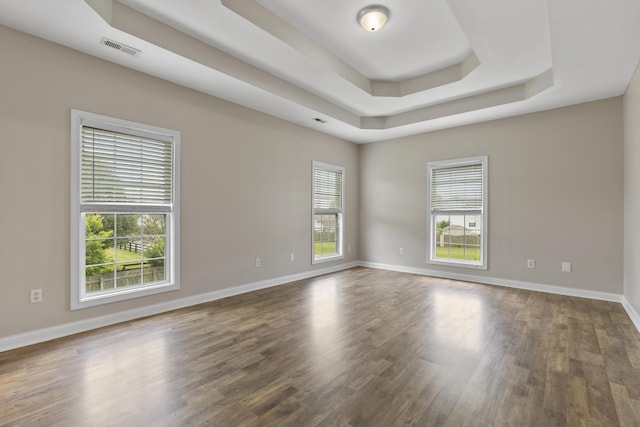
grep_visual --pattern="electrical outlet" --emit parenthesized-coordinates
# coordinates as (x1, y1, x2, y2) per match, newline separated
(562, 262, 571, 273)
(290, 253, 295, 262)
(30, 289, 43, 303)
(527, 259, 535, 269)
(255, 258, 261, 268)
(347, 244, 351, 253)
(399, 247, 404, 255)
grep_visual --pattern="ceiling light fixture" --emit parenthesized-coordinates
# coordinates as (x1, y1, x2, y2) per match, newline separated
(358, 5, 390, 32)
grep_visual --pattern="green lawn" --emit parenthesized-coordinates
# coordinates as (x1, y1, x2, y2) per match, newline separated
(435, 245, 480, 261)
(314, 241, 336, 257)
(98, 247, 147, 271)
(114, 247, 143, 263)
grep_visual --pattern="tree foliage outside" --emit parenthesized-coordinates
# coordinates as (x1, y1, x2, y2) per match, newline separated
(84, 213, 168, 294)
(85, 214, 114, 276)
(144, 237, 165, 266)
(102, 214, 140, 238)
(142, 214, 166, 267)
(143, 214, 165, 236)
(435, 219, 451, 245)
(437, 219, 450, 231)
(100, 213, 164, 238)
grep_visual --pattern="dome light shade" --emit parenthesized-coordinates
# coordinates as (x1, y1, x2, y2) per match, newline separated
(358, 5, 390, 32)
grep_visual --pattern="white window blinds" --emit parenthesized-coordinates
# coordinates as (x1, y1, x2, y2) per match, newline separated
(81, 126, 174, 205)
(431, 163, 483, 211)
(313, 166, 343, 211)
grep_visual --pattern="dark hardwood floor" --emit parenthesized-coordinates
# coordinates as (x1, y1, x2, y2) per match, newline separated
(1, 267, 640, 426)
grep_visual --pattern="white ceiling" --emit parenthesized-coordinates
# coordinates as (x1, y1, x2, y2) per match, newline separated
(0, 0, 638, 143)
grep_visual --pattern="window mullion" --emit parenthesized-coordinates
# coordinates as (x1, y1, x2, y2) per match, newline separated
(72, 110, 180, 310)
(312, 161, 344, 263)
(428, 156, 487, 269)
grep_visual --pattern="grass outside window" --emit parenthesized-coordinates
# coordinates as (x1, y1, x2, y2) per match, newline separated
(435, 245, 480, 261)
(314, 241, 336, 257)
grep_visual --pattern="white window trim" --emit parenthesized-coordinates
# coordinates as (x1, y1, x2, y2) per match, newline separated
(312, 161, 345, 264)
(427, 156, 488, 270)
(70, 110, 180, 309)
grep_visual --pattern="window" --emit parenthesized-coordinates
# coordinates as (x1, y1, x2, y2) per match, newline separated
(312, 161, 344, 263)
(71, 110, 180, 309)
(428, 156, 487, 269)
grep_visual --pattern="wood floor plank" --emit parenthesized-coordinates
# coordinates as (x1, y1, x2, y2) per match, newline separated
(1, 267, 640, 426)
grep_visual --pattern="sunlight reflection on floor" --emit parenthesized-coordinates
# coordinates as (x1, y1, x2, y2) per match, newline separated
(433, 291, 484, 352)
(308, 278, 345, 378)
(81, 334, 169, 421)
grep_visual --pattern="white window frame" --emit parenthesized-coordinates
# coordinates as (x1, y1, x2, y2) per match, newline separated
(71, 110, 180, 309)
(427, 156, 488, 270)
(312, 161, 345, 264)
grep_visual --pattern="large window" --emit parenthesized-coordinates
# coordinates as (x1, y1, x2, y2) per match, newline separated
(71, 110, 180, 309)
(312, 161, 344, 263)
(428, 156, 487, 269)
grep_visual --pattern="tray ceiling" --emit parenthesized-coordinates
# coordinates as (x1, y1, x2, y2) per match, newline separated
(0, 0, 638, 143)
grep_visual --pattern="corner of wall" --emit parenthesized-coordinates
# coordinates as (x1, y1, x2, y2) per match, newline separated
(623, 61, 640, 319)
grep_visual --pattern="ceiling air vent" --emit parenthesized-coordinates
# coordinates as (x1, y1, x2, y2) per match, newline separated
(100, 37, 140, 57)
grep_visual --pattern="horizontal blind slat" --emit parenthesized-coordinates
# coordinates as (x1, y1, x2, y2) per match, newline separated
(313, 166, 343, 210)
(81, 126, 174, 205)
(431, 163, 483, 211)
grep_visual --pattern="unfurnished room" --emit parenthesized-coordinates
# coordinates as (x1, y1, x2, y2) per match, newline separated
(1, 0, 640, 425)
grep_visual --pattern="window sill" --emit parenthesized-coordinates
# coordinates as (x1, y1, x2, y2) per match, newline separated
(312, 254, 345, 265)
(428, 258, 487, 270)
(72, 281, 179, 310)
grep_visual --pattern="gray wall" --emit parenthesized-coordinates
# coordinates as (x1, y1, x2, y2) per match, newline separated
(624, 63, 640, 315)
(0, 26, 359, 337)
(0, 22, 631, 341)
(359, 98, 624, 293)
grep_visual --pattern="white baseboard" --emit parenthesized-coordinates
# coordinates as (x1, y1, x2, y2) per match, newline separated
(621, 297, 640, 334)
(359, 261, 640, 335)
(0, 262, 359, 353)
(359, 261, 623, 303)
(3, 261, 638, 353)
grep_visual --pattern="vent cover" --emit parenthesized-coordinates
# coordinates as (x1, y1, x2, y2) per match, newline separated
(100, 37, 140, 57)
